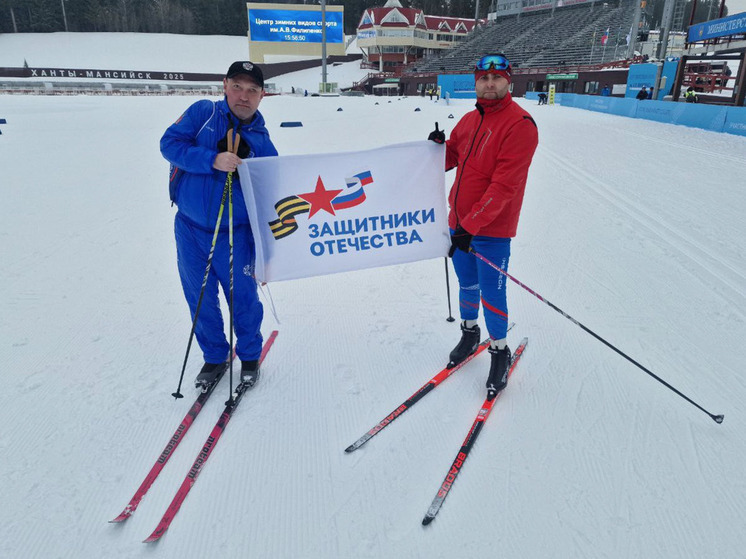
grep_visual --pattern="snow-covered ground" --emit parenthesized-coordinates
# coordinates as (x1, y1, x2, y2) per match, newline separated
(2, 35, 746, 559)
(266, 60, 370, 93)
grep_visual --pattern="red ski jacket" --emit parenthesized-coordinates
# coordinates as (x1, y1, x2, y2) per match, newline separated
(445, 93, 538, 238)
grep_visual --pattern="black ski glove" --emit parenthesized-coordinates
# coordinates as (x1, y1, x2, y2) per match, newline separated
(427, 122, 445, 144)
(448, 225, 473, 257)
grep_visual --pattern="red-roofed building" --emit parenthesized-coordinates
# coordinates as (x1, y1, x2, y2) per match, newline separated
(356, 0, 480, 72)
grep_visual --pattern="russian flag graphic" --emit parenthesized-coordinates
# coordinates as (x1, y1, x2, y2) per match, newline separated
(332, 171, 373, 210)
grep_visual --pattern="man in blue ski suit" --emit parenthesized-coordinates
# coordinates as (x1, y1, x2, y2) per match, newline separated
(161, 61, 278, 388)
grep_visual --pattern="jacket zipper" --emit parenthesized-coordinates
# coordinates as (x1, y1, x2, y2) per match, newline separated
(452, 106, 485, 229)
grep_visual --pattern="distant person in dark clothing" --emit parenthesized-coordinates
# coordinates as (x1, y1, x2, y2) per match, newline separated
(647, 87, 654, 99)
(601, 84, 610, 96)
(537, 92, 548, 105)
(636, 87, 648, 100)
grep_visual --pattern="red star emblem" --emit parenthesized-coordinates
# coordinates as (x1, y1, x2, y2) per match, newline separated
(297, 176, 343, 218)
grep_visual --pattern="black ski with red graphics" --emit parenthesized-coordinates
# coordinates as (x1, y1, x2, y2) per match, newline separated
(422, 337, 528, 526)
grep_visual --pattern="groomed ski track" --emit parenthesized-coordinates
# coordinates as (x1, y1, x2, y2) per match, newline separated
(1, 88, 745, 557)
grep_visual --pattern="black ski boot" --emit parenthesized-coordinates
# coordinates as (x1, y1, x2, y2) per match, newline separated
(195, 361, 228, 388)
(486, 345, 511, 399)
(447, 322, 481, 368)
(240, 360, 260, 388)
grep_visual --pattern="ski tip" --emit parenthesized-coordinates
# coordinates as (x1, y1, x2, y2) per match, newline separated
(422, 516, 434, 526)
(143, 526, 167, 544)
(143, 533, 162, 544)
(713, 414, 724, 424)
(344, 439, 364, 453)
(109, 516, 127, 524)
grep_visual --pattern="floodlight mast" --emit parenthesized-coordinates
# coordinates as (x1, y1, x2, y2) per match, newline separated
(321, 0, 327, 91)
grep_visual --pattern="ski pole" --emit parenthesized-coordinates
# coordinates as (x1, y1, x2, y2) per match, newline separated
(225, 128, 239, 405)
(171, 130, 234, 399)
(470, 249, 724, 424)
(444, 257, 455, 322)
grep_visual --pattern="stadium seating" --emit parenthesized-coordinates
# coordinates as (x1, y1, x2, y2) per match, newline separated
(410, 1, 636, 73)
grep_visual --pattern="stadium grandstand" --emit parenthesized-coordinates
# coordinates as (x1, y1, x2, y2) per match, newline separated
(410, 0, 638, 73)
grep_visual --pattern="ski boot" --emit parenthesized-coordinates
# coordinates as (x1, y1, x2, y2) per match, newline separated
(195, 361, 228, 389)
(447, 322, 481, 368)
(486, 345, 511, 399)
(240, 360, 260, 388)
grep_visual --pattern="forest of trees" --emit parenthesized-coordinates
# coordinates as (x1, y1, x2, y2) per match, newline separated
(0, 0, 729, 37)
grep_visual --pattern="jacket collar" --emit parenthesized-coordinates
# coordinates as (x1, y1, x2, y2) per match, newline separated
(475, 92, 512, 115)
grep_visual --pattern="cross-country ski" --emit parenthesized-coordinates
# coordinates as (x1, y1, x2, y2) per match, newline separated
(423, 337, 528, 525)
(143, 331, 277, 543)
(109, 351, 235, 523)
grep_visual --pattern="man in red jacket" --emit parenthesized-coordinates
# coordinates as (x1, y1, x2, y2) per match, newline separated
(429, 53, 538, 398)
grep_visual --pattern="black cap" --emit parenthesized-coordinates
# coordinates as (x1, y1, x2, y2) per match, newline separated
(226, 61, 264, 87)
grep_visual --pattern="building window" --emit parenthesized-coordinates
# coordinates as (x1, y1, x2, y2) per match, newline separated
(584, 81, 600, 94)
(380, 29, 414, 37)
(380, 9, 409, 25)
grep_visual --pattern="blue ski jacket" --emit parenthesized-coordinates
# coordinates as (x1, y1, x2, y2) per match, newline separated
(161, 98, 278, 230)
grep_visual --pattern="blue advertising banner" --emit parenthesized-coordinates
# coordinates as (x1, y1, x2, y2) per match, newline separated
(569, 94, 591, 109)
(437, 74, 476, 98)
(688, 11, 746, 42)
(248, 9, 344, 43)
(549, 92, 746, 137)
(722, 107, 746, 137)
(586, 96, 614, 112)
(624, 61, 679, 100)
(634, 100, 684, 123)
(626, 63, 658, 98)
(676, 104, 729, 130)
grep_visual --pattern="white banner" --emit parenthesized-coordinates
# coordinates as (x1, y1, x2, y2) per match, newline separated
(238, 141, 449, 283)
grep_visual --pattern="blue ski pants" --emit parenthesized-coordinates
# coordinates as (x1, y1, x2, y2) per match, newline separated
(451, 235, 511, 341)
(175, 214, 264, 363)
